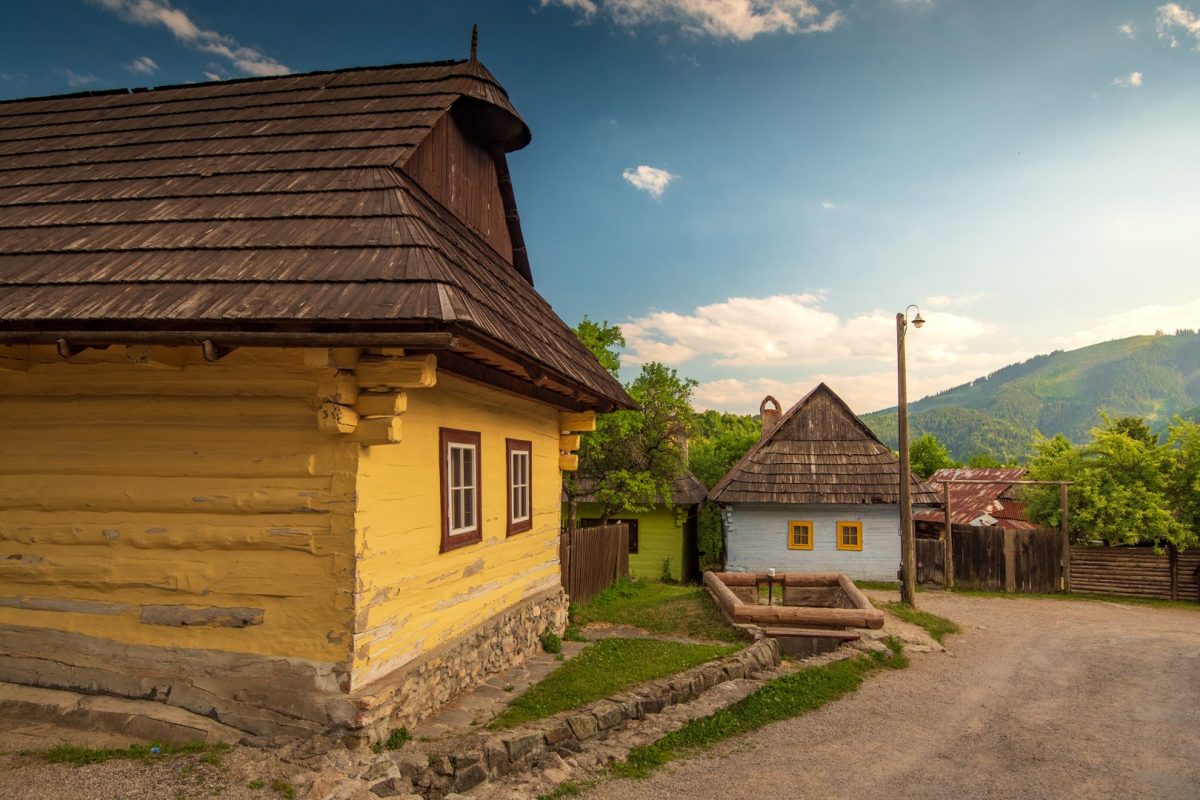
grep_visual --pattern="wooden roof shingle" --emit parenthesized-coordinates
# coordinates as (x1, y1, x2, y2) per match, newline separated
(709, 383, 941, 506)
(0, 59, 631, 410)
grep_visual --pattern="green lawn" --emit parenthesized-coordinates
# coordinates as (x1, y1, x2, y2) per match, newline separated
(571, 579, 741, 643)
(880, 602, 960, 643)
(489, 637, 738, 729)
(611, 639, 907, 779)
(35, 741, 227, 766)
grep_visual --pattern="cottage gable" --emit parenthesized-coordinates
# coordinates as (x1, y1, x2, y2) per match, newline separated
(710, 383, 940, 506)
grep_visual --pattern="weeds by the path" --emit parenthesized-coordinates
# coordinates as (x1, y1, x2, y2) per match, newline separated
(881, 602, 960, 643)
(571, 579, 740, 643)
(35, 740, 228, 766)
(950, 588, 1200, 611)
(490, 638, 738, 729)
(610, 638, 908, 779)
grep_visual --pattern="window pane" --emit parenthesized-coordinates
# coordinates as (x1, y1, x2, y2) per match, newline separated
(464, 486, 474, 528)
(451, 447, 462, 489)
(462, 448, 474, 489)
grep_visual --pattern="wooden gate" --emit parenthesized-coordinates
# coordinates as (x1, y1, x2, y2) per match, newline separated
(1012, 529, 1061, 593)
(916, 537, 945, 585)
(951, 524, 1007, 590)
(560, 523, 630, 604)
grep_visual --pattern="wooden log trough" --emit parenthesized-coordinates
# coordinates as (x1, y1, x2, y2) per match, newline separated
(703, 571, 884, 657)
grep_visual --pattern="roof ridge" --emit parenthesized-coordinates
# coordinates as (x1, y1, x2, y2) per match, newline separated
(0, 59, 472, 107)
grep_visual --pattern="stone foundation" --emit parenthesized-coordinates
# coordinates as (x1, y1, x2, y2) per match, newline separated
(350, 586, 569, 742)
(0, 625, 349, 737)
(0, 587, 568, 742)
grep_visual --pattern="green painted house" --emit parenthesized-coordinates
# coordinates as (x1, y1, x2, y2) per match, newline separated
(565, 473, 707, 583)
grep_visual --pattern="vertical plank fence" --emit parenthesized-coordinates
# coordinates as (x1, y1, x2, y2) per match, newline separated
(951, 524, 1007, 591)
(559, 523, 630, 604)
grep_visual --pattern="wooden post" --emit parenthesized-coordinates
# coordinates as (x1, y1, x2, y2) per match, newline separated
(1060, 483, 1071, 593)
(1003, 528, 1017, 593)
(897, 312, 916, 606)
(943, 482, 954, 589)
(1169, 543, 1178, 602)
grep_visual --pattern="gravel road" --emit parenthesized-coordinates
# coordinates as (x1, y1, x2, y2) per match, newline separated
(583, 592, 1200, 800)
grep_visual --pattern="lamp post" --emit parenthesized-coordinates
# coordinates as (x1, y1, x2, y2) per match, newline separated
(897, 305, 924, 605)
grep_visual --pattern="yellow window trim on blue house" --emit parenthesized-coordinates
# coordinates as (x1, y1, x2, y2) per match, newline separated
(837, 521, 863, 551)
(787, 520, 813, 550)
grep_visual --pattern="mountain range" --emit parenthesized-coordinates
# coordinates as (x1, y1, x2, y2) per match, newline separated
(861, 330, 1200, 463)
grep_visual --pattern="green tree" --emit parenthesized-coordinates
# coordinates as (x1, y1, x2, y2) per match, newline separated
(1109, 416, 1159, 447)
(687, 410, 761, 570)
(573, 317, 624, 379)
(1164, 417, 1200, 543)
(688, 410, 760, 488)
(1024, 417, 1193, 548)
(966, 452, 1003, 468)
(908, 433, 958, 479)
(564, 318, 698, 524)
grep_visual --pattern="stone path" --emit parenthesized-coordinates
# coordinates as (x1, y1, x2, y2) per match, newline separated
(409, 640, 590, 739)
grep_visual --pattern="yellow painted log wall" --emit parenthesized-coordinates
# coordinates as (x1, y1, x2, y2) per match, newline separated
(350, 372, 562, 690)
(0, 345, 355, 666)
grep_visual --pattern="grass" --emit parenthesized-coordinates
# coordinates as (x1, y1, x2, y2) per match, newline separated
(571, 579, 741, 642)
(489, 637, 738, 729)
(538, 778, 599, 799)
(854, 580, 903, 592)
(271, 777, 296, 799)
(371, 727, 411, 753)
(37, 740, 227, 766)
(611, 638, 908, 779)
(881, 602, 960, 643)
(950, 587, 1200, 610)
(247, 779, 265, 790)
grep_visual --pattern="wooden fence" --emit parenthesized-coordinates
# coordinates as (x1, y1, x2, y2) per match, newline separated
(916, 524, 1060, 593)
(1070, 545, 1200, 601)
(560, 523, 630, 604)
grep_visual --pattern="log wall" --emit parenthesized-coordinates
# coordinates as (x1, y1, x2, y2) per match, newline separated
(1070, 545, 1200, 601)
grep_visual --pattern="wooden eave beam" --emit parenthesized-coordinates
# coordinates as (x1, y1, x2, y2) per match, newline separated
(0, 330, 459, 349)
(430, 350, 592, 412)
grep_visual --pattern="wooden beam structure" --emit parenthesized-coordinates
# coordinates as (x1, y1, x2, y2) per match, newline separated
(351, 417, 402, 446)
(317, 403, 360, 435)
(355, 355, 437, 389)
(125, 345, 187, 370)
(559, 411, 596, 433)
(353, 392, 407, 417)
(303, 348, 361, 370)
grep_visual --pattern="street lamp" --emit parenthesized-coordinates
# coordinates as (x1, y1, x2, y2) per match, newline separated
(897, 304, 923, 605)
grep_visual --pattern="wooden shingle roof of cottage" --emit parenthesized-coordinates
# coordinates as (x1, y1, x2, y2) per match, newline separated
(0, 58, 632, 411)
(709, 383, 941, 506)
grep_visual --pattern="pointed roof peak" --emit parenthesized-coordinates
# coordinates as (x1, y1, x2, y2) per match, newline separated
(710, 383, 939, 505)
(470, 24, 479, 62)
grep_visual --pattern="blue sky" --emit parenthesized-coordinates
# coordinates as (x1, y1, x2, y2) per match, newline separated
(3, 1, 1199, 413)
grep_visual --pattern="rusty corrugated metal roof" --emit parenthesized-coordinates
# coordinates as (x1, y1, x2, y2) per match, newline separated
(914, 467, 1037, 529)
(0, 59, 632, 410)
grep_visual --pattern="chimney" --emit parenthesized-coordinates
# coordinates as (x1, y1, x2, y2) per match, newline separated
(759, 396, 782, 440)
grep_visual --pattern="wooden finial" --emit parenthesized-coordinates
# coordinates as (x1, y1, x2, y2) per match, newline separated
(470, 24, 478, 62)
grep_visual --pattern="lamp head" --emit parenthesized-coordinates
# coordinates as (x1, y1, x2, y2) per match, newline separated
(912, 312, 925, 329)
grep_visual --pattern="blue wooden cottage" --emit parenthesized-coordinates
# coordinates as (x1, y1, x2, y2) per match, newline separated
(710, 384, 939, 582)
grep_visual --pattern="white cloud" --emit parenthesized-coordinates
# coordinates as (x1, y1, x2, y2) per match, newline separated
(622, 165, 677, 198)
(924, 293, 984, 310)
(65, 69, 97, 87)
(0, 71, 28, 81)
(540, 0, 843, 41)
(1111, 71, 1144, 87)
(1118, 21, 1135, 38)
(820, 200, 836, 209)
(126, 55, 159, 75)
(1157, 3, 1200, 48)
(92, 0, 290, 76)
(620, 292, 1034, 412)
(1062, 298, 1200, 347)
(203, 71, 222, 82)
(894, 0, 935, 9)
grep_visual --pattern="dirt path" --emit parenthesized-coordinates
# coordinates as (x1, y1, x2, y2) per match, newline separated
(582, 593, 1200, 800)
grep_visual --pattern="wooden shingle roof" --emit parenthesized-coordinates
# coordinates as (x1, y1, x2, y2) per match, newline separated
(0, 59, 631, 411)
(710, 383, 940, 506)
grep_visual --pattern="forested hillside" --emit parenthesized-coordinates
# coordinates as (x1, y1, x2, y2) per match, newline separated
(862, 331, 1200, 463)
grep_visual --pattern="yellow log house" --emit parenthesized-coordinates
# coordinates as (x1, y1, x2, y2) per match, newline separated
(0, 55, 632, 740)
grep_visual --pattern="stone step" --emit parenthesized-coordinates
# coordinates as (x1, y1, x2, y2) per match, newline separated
(0, 681, 245, 745)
